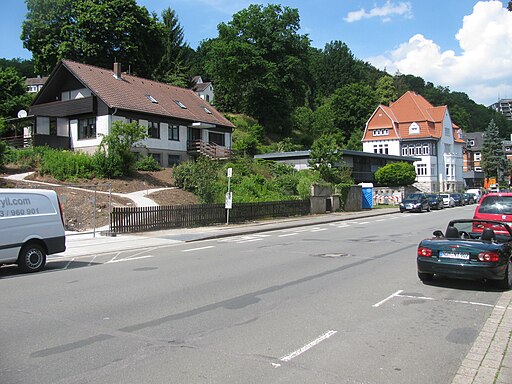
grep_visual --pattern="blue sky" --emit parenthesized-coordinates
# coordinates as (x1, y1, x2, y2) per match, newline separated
(2, 1, 511, 106)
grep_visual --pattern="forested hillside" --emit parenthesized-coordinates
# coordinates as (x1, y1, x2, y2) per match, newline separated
(1, 1, 511, 152)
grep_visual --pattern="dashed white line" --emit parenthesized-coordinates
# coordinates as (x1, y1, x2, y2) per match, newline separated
(182, 246, 215, 252)
(279, 233, 299, 237)
(277, 330, 338, 365)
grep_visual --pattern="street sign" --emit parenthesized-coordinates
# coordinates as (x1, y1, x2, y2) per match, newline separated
(225, 192, 232, 209)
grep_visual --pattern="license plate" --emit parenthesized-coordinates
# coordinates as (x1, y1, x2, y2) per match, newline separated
(439, 251, 469, 260)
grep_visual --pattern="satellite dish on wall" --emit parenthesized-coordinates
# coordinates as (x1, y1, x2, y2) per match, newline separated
(17, 110, 28, 118)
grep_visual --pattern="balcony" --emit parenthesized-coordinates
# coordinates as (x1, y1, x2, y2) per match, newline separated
(187, 140, 232, 160)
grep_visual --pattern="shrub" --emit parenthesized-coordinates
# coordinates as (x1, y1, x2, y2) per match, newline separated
(375, 162, 416, 186)
(39, 149, 96, 180)
(135, 156, 161, 171)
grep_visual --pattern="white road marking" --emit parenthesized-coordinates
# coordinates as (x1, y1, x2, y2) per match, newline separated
(373, 290, 505, 309)
(311, 228, 328, 232)
(63, 258, 75, 270)
(278, 330, 338, 364)
(107, 255, 154, 263)
(88, 255, 98, 266)
(357, 221, 369, 224)
(182, 246, 215, 252)
(373, 290, 404, 307)
(278, 233, 298, 237)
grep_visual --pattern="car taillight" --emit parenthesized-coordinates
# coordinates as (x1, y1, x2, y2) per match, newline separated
(478, 252, 500, 262)
(418, 247, 432, 257)
(57, 196, 65, 227)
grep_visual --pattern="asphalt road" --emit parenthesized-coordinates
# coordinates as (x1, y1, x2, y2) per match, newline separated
(1, 205, 502, 383)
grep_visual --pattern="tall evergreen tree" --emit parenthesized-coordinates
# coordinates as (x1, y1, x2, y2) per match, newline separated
(153, 7, 191, 87)
(481, 119, 509, 185)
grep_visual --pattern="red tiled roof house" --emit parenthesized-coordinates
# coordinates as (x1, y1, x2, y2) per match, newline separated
(361, 91, 464, 192)
(29, 60, 234, 166)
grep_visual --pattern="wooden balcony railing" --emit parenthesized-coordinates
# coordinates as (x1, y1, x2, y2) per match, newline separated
(187, 140, 232, 159)
(1, 135, 33, 148)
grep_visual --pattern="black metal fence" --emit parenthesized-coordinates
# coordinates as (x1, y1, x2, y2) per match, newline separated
(110, 200, 310, 233)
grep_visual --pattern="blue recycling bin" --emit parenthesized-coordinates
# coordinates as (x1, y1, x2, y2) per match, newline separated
(360, 183, 373, 209)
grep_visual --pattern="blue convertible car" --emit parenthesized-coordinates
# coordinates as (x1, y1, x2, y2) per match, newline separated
(417, 219, 512, 289)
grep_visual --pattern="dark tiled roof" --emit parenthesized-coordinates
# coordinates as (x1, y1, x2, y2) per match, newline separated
(62, 60, 233, 128)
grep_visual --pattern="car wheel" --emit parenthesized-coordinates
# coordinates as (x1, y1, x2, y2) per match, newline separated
(426, 205, 430, 212)
(496, 260, 512, 290)
(17, 242, 46, 273)
(418, 272, 434, 282)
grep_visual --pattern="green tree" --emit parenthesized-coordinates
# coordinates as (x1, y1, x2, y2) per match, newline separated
(481, 119, 509, 184)
(308, 135, 352, 184)
(153, 7, 191, 87)
(21, 0, 162, 76)
(374, 162, 416, 186)
(327, 83, 377, 142)
(0, 67, 33, 120)
(204, 4, 311, 134)
(94, 121, 148, 178)
(375, 75, 397, 105)
(311, 41, 373, 100)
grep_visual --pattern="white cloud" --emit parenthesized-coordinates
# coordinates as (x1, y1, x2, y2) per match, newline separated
(366, 1, 512, 106)
(344, 1, 413, 23)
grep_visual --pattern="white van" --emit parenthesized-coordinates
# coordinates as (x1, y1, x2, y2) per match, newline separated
(0, 189, 66, 272)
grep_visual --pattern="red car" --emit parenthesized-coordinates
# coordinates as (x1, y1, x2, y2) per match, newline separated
(473, 193, 512, 234)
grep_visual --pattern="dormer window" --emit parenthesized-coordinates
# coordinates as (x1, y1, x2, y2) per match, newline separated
(467, 139, 475, 147)
(372, 128, 389, 136)
(146, 95, 158, 104)
(409, 122, 420, 135)
(175, 100, 187, 109)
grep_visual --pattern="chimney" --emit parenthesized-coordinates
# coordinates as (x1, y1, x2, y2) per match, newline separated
(113, 62, 122, 79)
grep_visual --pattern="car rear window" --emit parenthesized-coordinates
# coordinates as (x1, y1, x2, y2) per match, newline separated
(478, 196, 512, 214)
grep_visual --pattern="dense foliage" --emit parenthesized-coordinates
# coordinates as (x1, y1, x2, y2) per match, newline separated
(374, 162, 417, 187)
(481, 119, 509, 185)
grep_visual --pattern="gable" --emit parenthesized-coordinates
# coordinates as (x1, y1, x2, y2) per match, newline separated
(33, 60, 234, 130)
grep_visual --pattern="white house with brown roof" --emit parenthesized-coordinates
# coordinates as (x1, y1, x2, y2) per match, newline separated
(28, 60, 234, 167)
(191, 76, 214, 103)
(361, 91, 464, 192)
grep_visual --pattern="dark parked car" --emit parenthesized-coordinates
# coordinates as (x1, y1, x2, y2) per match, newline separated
(425, 194, 444, 210)
(451, 193, 465, 206)
(399, 193, 430, 213)
(463, 193, 475, 205)
(417, 219, 512, 289)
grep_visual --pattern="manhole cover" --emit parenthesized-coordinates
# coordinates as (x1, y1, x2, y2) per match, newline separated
(313, 253, 350, 258)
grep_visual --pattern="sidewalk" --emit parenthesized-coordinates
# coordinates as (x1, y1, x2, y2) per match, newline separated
(61, 207, 512, 383)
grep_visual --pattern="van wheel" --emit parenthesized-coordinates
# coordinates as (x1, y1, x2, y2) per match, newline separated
(18, 243, 46, 273)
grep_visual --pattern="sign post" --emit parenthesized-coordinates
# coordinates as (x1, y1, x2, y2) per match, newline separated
(225, 168, 232, 224)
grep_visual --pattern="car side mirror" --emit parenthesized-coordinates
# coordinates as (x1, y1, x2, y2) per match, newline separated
(433, 230, 444, 238)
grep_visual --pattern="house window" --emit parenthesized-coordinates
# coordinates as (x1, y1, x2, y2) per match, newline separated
(475, 166, 482, 172)
(148, 121, 160, 139)
(467, 139, 475, 147)
(416, 163, 427, 176)
(78, 117, 96, 140)
(474, 152, 481, 161)
(49, 117, 57, 136)
(209, 132, 225, 146)
(415, 144, 422, 155)
(422, 143, 429, 155)
(168, 155, 180, 166)
(409, 122, 420, 135)
(146, 95, 158, 104)
(149, 153, 161, 165)
(175, 100, 187, 109)
(372, 129, 389, 136)
(168, 124, 179, 141)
